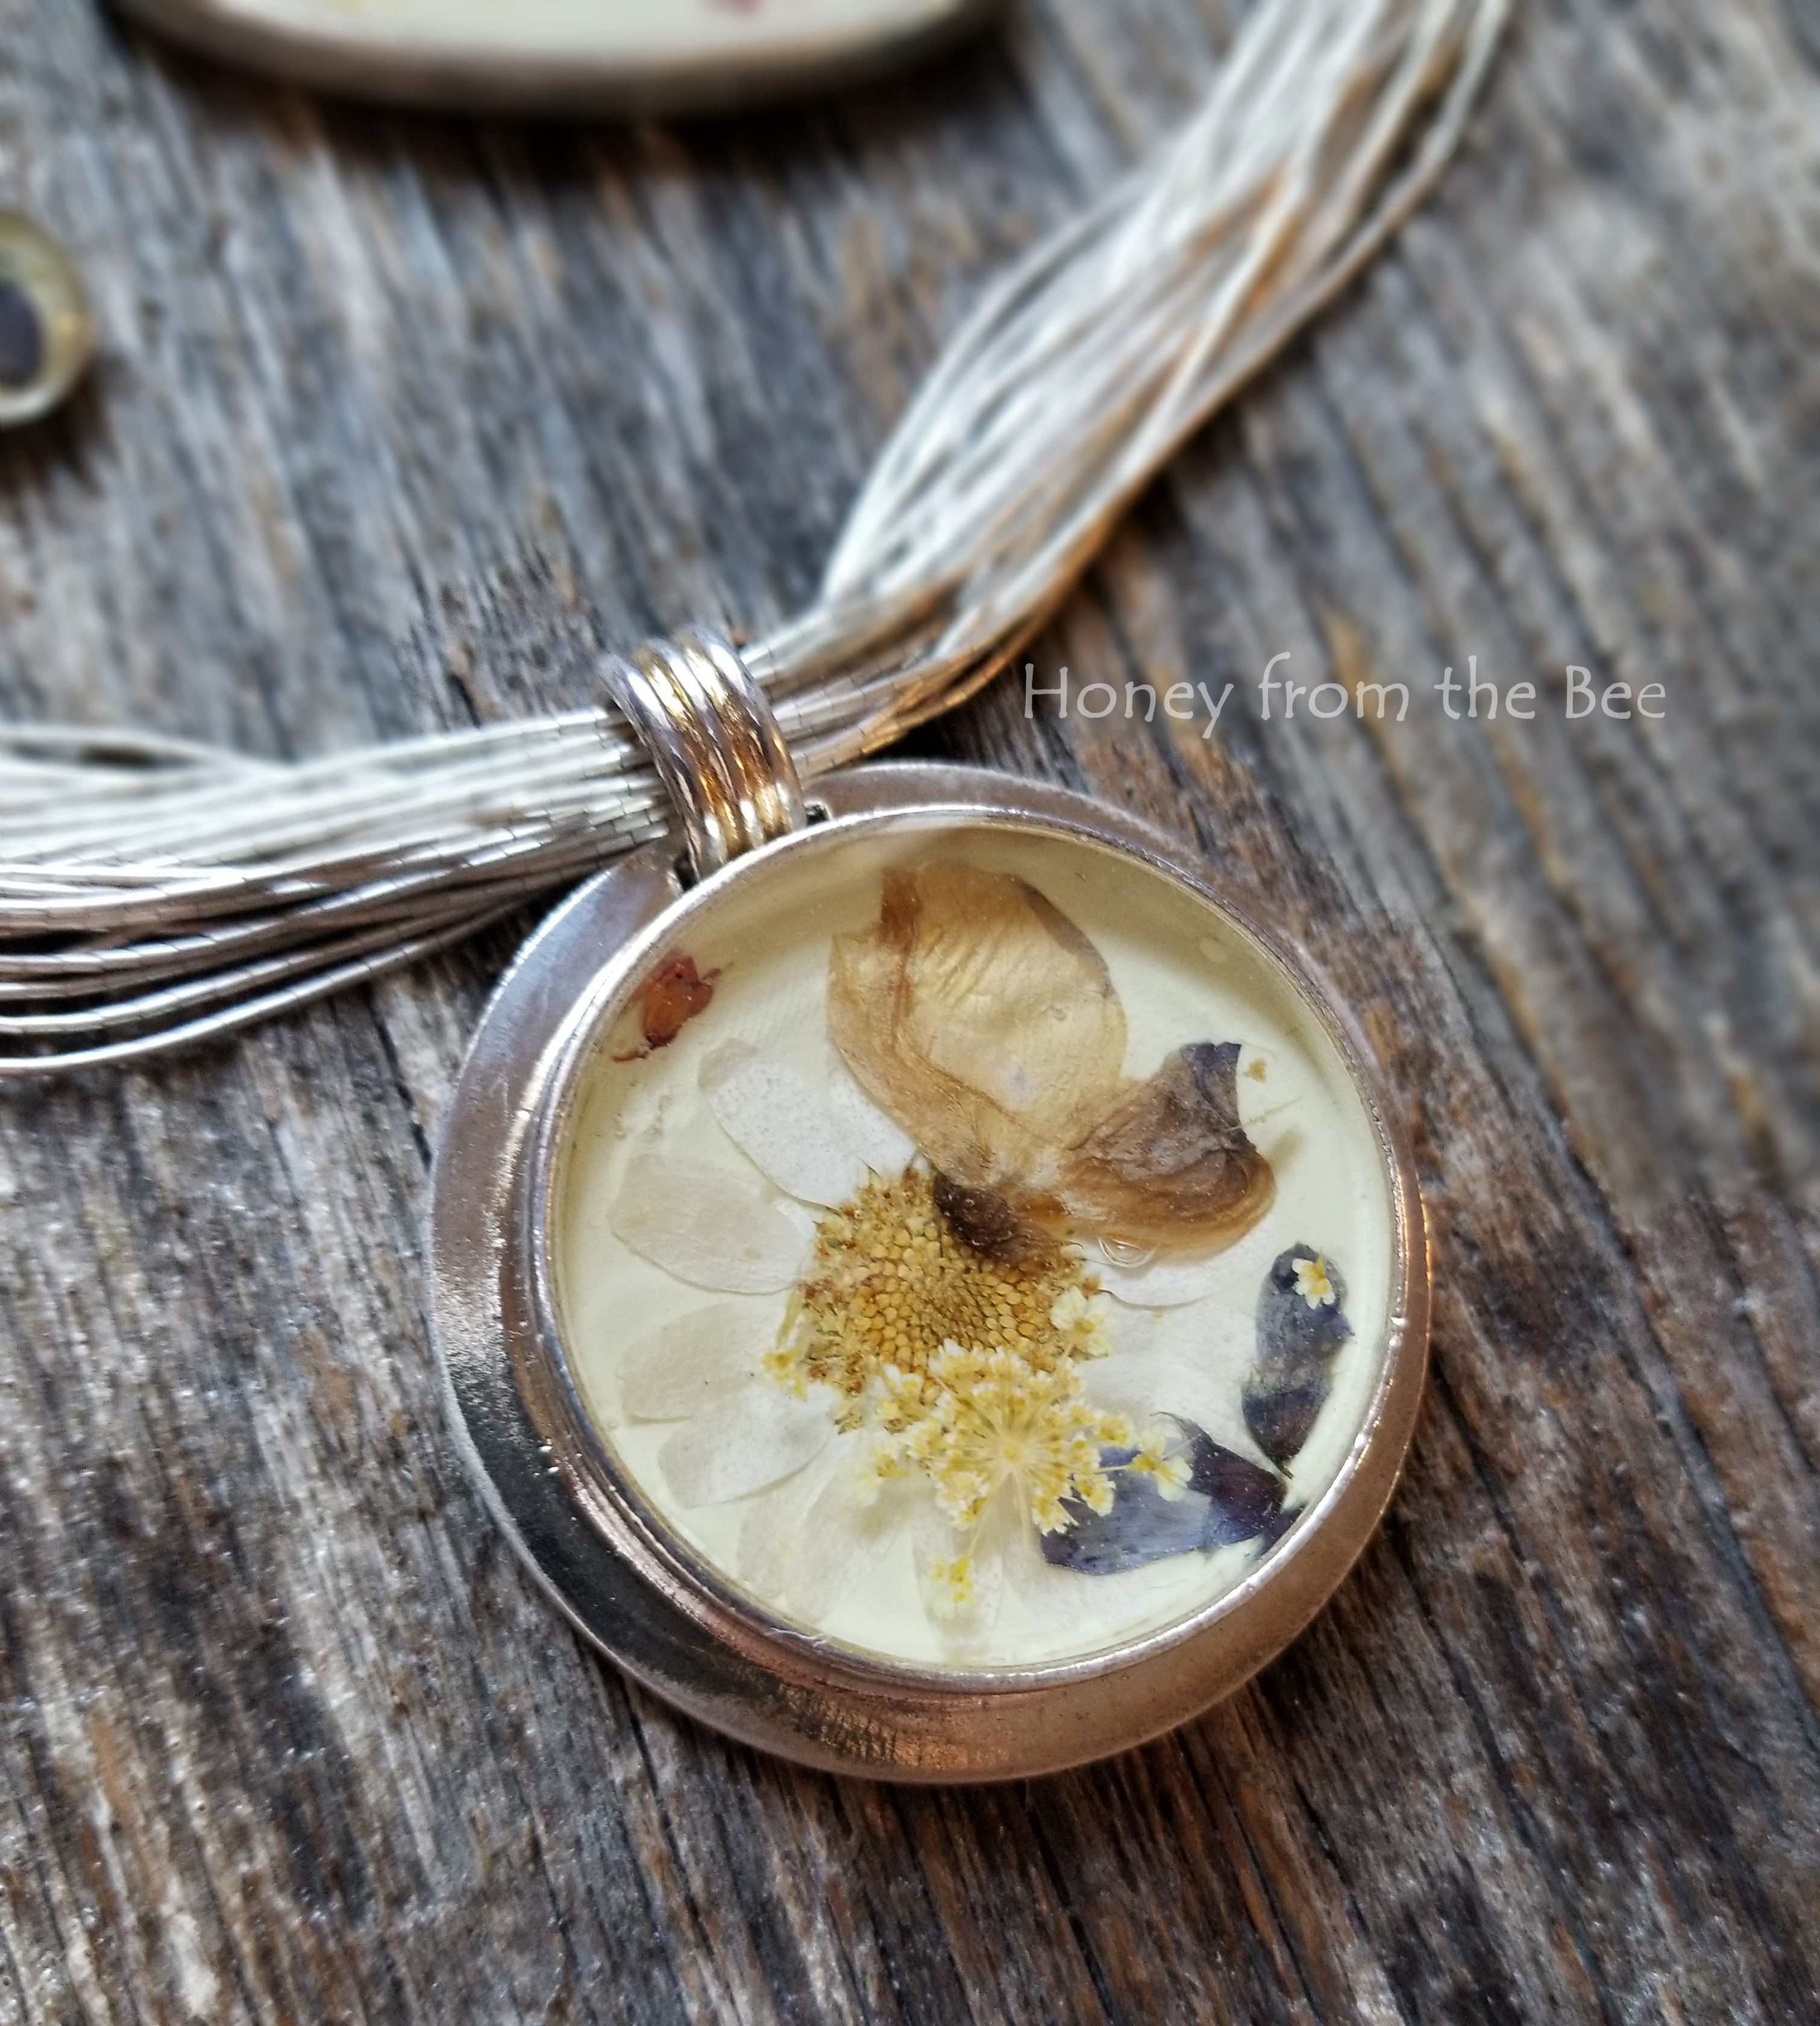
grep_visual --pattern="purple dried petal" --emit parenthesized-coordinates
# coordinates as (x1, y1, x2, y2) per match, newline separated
(1243, 1245, 1354, 1470)
(1189, 1434, 1291, 1548)
(1043, 1419, 1287, 1575)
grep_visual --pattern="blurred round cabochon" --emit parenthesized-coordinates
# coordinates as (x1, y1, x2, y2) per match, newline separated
(110, 0, 997, 113)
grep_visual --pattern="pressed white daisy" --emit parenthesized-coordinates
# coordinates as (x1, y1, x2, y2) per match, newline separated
(606, 1030, 1305, 1651)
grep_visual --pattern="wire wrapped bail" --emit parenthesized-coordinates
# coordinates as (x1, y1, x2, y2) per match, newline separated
(601, 627, 808, 880)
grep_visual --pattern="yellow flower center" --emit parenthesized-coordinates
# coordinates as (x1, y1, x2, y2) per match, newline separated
(766, 1170, 1131, 1535)
(775, 1168, 1103, 1405)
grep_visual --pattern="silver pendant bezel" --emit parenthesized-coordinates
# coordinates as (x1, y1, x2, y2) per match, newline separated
(429, 762, 1428, 1780)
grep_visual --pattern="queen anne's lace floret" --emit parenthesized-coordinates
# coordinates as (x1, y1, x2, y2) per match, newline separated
(1127, 1422, 1195, 1501)
(924, 1554, 979, 1622)
(877, 1341, 1134, 1535)
(1293, 1253, 1337, 1309)
(1049, 1284, 1115, 1359)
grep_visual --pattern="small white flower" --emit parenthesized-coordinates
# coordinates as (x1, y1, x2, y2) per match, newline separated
(1294, 1254, 1337, 1309)
(1127, 1422, 1195, 1502)
(1049, 1285, 1115, 1358)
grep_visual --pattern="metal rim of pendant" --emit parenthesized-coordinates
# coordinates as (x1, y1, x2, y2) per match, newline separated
(0, 212, 95, 430)
(106, 0, 1002, 116)
(429, 641, 1429, 1779)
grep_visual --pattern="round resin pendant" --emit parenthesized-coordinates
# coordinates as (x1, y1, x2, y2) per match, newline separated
(111, 0, 996, 114)
(431, 639, 1426, 1778)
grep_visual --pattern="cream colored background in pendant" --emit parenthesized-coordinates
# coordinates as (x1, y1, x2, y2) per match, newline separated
(553, 825, 1396, 1674)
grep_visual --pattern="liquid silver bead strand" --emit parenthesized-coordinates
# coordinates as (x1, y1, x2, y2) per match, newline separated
(0, 0, 1509, 1077)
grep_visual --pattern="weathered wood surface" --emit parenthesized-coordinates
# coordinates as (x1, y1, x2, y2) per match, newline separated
(1, 0, 1818, 2018)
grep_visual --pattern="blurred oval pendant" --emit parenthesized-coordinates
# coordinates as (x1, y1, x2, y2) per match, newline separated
(0, 214, 95, 429)
(111, 0, 997, 113)
(431, 632, 1428, 1779)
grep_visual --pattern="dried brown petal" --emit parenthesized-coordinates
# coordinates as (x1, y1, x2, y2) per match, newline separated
(829, 865, 1274, 1256)
(932, 1174, 1055, 1263)
(828, 863, 1125, 1194)
(1057, 1042, 1275, 1252)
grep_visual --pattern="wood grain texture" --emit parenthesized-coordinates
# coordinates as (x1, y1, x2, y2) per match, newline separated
(2, 1, 1818, 2020)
